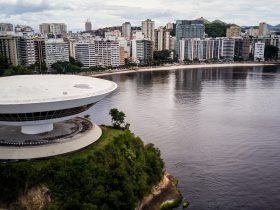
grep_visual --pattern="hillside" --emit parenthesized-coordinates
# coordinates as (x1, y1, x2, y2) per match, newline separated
(0, 126, 165, 210)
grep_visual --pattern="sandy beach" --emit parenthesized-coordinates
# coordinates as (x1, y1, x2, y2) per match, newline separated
(82, 63, 278, 77)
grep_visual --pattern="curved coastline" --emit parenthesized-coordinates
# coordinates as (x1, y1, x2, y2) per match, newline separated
(82, 63, 278, 77)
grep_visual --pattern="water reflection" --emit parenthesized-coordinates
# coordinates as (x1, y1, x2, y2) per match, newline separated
(92, 66, 280, 210)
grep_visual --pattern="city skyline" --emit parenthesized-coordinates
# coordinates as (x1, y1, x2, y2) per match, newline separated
(0, 0, 279, 32)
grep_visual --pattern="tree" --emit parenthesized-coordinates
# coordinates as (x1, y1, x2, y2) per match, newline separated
(183, 58, 192, 64)
(109, 108, 126, 129)
(51, 61, 81, 73)
(69, 56, 83, 67)
(264, 45, 278, 60)
(153, 50, 172, 64)
(3, 65, 32, 76)
(0, 53, 10, 75)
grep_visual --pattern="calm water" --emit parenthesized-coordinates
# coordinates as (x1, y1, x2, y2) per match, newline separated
(89, 66, 280, 210)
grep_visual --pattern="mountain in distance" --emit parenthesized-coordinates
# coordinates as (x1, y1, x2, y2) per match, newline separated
(196, 17, 237, 26)
(267, 24, 280, 32)
(196, 17, 211, 24)
(212, 19, 226, 24)
(241, 24, 280, 32)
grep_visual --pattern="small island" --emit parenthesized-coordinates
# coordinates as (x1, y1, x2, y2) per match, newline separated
(0, 109, 182, 210)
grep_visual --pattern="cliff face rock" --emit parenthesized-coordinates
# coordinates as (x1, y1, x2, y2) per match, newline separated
(136, 172, 182, 210)
(18, 185, 51, 210)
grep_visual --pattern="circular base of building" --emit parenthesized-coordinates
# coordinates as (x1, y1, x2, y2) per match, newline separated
(0, 118, 102, 160)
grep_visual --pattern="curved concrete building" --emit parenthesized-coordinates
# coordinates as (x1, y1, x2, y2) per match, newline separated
(0, 75, 117, 160)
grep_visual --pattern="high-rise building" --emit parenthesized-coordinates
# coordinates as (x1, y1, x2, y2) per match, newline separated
(166, 23, 174, 30)
(75, 42, 95, 67)
(175, 20, 205, 54)
(45, 39, 69, 68)
(85, 20, 92, 31)
(119, 46, 126, 66)
(259, 22, 268, 36)
(247, 28, 259, 37)
(0, 36, 20, 65)
(169, 36, 176, 51)
(154, 27, 170, 51)
(50, 23, 67, 35)
(254, 41, 265, 61)
(226, 26, 241, 38)
(132, 31, 145, 40)
(67, 38, 77, 58)
(40, 23, 67, 35)
(0, 23, 13, 34)
(39, 23, 51, 34)
(132, 39, 153, 65)
(0, 35, 36, 66)
(15, 25, 33, 33)
(221, 38, 235, 61)
(18, 36, 36, 66)
(178, 38, 222, 62)
(141, 19, 155, 41)
(34, 37, 46, 66)
(234, 37, 250, 60)
(94, 40, 120, 67)
(122, 22, 131, 40)
(75, 40, 120, 67)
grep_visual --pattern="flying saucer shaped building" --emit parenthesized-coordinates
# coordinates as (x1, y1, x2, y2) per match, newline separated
(0, 75, 117, 160)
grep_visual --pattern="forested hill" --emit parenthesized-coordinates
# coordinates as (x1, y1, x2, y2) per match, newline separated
(0, 127, 164, 210)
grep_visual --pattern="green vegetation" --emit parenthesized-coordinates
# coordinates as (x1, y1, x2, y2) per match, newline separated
(109, 108, 127, 129)
(159, 196, 183, 210)
(182, 201, 190, 209)
(153, 50, 173, 65)
(51, 61, 82, 73)
(0, 127, 164, 210)
(2, 65, 32, 76)
(0, 53, 34, 76)
(205, 22, 238, 38)
(265, 45, 279, 60)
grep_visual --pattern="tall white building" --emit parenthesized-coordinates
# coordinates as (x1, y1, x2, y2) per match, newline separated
(18, 36, 36, 66)
(75, 42, 96, 67)
(122, 22, 131, 40)
(178, 38, 223, 62)
(75, 40, 120, 67)
(254, 41, 265, 61)
(166, 23, 174, 30)
(154, 27, 170, 51)
(141, 19, 155, 41)
(247, 28, 259, 37)
(45, 39, 69, 68)
(132, 31, 145, 40)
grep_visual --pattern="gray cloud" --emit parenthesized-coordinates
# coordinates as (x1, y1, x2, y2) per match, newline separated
(0, 0, 279, 31)
(0, 0, 70, 15)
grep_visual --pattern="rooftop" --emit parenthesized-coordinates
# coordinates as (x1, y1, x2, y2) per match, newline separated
(0, 75, 117, 105)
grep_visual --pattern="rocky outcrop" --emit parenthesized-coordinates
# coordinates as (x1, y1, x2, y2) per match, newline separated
(18, 185, 51, 210)
(136, 172, 182, 210)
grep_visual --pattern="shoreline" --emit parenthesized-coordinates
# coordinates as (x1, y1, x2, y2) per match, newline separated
(80, 63, 278, 77)
(136, 171, 182, 210)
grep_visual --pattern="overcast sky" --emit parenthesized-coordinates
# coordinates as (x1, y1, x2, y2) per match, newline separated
(0, 0, 279, 31)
